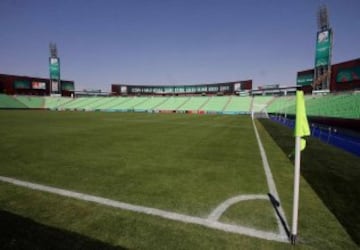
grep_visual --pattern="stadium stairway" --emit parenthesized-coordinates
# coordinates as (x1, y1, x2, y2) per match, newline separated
(134, 97, 168, 111)
(201, 96, 229, 113)
(221, 96, 233, 112)
(58, 97, 92, 111)
(0, 94, 27, 109)
(252, 96, 274, 112)
(80, 97, 115, 111)
(198, 97, 211, 111)
(223, 96, 252, 114)
(16, 96, 45, 109)
(175, 97, 191, 111)
(44, 97, 73, 110)
(155, 96, 189, 111)
(112, 97, 149, 111)
(96, 97, 129, 111)
(177, 97, 209, 112)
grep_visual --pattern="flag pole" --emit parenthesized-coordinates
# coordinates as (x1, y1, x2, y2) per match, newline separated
(291, 89, 310, 245)
(291, 136, 302, 244)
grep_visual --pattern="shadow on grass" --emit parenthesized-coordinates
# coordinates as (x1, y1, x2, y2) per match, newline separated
(267, 193, 290, 239)
(0, 210, 126, 250)
(259, 118, 360, 246)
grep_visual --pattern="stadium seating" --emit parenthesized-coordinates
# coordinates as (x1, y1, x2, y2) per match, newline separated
(79, 97, 115, 111)
(134, 97, 169, 111)
(0, 93, 359, 119)
(58, 97, 92, 111)
(16, 96, 44, 109)
(223, 96, 252, 113)
(155, 96, 190, 111)
(44, 97, 72, 110)
(177, 97, 209, 111)
(0, 94, 27, 109)
(266, 93, 360, 119)
(252, 96, 275, 112)
(266, 96, 295, 115)
(74, 97, 121, 111)
(305, 93, 360, 119)
(95, 97, 128, 111)
(201, 96, 229, 112)
(111, 97, 150, 111)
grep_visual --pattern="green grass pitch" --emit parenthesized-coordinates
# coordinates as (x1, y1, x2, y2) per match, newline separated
(0, 110, 357, 249)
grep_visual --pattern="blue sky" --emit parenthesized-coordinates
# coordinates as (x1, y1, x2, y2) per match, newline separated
(1, 0, 359, 91)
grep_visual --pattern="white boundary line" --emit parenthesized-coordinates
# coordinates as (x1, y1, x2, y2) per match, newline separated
(252, 118, 289, 238)
(208, 194, 268, 221)
(0, 176, 288, 243)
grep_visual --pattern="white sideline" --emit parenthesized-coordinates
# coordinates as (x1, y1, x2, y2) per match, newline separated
(252, 118, 289, 238)
(0, 176, 288, 243)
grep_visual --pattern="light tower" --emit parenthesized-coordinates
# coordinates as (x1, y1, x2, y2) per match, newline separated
(49, 42, 61, 94)
(313, 5, 332, 91)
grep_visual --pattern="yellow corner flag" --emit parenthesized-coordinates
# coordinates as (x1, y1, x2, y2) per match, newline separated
(295, 90, 310, 150)
(291, 90, 311, 244)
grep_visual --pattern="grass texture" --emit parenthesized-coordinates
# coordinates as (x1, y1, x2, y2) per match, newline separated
(0, 110, 357, 249)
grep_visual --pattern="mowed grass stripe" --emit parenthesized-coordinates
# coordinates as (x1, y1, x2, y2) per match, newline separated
(254, 119, 358, 249)
(0, 182, 290, 250)
(0, 111, 358, 249)
(0, 176, 287, 242)
(0, 111, 268, 216)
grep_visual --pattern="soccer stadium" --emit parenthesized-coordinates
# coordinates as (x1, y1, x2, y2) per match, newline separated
(1, 3, 360, 250)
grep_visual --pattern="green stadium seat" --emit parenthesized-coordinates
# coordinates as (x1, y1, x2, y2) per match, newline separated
(252, 96, 275, 112)
(177, 97, 209, 111)
(16, 96, 44, 108)
(223, 96, 252, 113)
(155, 97, 190, 111)
(134, 97, 169, 111)
(0, 94, 28, 109)
(0, 92, 358, 119)
(266, 93, 360, 119)
(201, 96, 230, 112)
(44, 97, 72, 110)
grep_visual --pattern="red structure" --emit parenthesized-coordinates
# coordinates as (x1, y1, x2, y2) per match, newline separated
(330, 58, 360, 92)
(0, 74, 74, 96)
(297, 58, 360, 93)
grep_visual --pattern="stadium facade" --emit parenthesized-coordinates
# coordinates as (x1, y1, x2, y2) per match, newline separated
(111, 80, 252, 96)
(0, 73, 75, 97)
(297, 58, 360, 94)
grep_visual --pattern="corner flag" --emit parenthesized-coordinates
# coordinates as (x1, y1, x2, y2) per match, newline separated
(291, 90, 310, 245)
(294, 90, 310, 150)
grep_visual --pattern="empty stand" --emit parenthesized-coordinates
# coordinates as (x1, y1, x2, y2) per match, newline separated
(16, 96, 44, 109)
(155, 97, 189, 111)
(201, 96, 229, 112)
(0, 94, 27, 109)
(252, 96, 274, 112)
(266, 93, 360, 119)
(44, 97, 72, 110)
(223, 96, 252, 113)
(177, 97, 209, 111)
(134, 97, 169, 111)
(0, 93, 358, 119)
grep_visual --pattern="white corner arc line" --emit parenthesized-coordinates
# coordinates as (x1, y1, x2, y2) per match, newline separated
(208, 194, 268, 221)
(0, 176, 288, 243)
(252, 118, 289, 238)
